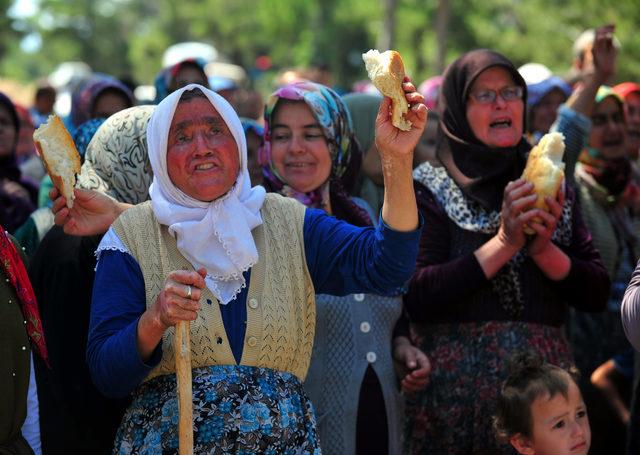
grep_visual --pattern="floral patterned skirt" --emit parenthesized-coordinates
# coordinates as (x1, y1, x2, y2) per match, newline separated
(113, 365, 321, 454)
(404, 321, 574, 455)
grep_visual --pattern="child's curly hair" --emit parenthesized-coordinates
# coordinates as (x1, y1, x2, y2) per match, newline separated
(493, 351, 579, 442)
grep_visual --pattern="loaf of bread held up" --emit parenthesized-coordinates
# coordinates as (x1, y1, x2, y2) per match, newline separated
(521, 132, 566, 234)
(33, 115, 81, 208)
(362, 49, 412, 131)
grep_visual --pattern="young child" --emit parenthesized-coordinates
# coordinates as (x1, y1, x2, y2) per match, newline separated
(494, 352, 591, 455)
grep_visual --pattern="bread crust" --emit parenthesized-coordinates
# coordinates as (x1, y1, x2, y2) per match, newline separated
(521, 133, 565, 234)
(362, 49, 412, 131)
(33, 115, 81, 208)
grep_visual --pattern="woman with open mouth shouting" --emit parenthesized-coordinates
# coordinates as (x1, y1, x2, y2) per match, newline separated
(403, 48, 609, 454)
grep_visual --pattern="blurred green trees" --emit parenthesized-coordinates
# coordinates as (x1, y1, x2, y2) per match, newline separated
(2, 0, 638, 90)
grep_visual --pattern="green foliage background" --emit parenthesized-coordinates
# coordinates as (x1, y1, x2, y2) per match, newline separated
(2, 0, 638, 91)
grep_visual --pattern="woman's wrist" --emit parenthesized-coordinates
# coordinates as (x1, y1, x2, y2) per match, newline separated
(113, 201, 133, 219)
(474, 234, 520, 279)
(380, 150, 414, 171)
(528, 239, 553, 260)
(380, 155, 418, 232)
(136, 306, 167, 362)
(495, 231, 522, 256)
(529, 242, 571, 280)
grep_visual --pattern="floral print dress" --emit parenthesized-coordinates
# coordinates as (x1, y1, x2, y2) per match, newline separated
(114, 365, 321, 454)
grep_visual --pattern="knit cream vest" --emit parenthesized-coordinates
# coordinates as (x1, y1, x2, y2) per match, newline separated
(111, 193, 316, 382)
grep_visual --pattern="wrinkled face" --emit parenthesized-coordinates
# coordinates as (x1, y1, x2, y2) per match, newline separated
(167, 97, 240, 201)
(589, 96, 627, 160)
(525, 382, 591, 455)
(466, 67, 524, 148)
(0, 105, 17, 158)
(92, 91, 130, 120)
(531, 88, 567, 135)
(270, 100, 332, 193)
(623, 92, 640, 158)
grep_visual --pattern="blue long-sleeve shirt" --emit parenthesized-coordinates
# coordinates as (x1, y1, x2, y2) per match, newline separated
(87, 207, 421, 398)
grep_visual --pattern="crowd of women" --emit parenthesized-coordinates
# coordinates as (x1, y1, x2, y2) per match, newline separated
(3, 21, 640, 455)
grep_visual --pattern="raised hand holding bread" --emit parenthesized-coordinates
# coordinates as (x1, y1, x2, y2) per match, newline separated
(33, 115, 81, 208)
(363, 49, 412, 131)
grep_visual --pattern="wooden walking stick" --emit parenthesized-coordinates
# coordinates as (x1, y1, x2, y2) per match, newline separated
(175, 318, 193, 454)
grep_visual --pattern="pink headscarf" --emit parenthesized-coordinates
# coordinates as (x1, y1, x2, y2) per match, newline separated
(418, 75, 443, 111)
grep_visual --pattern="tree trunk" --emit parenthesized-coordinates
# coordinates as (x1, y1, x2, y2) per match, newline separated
(413, 26, 427, 75)
(435, 0, 450, 73)
(311, 0, 336, 63)
(378, 0, 397, 50)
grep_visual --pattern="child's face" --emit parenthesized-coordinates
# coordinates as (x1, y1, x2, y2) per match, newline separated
(521, 381, 591, 455)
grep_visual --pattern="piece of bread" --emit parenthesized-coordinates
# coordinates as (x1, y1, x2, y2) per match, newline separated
(362, 49, 412, 131)
(33, 115, 81, 208)
(521, 132, 566, 234)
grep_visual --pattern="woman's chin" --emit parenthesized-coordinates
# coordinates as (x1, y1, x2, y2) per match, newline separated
(487, 137, 520, 148)
(481, 128, 522, 148)
(284, 175, 328, 194)
(289, 183, 319, 193)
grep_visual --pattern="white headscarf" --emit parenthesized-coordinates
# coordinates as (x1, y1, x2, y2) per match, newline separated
(147, 84, 266, 304)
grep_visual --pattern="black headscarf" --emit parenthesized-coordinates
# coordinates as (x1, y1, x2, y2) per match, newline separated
(437, 49, 530, 211)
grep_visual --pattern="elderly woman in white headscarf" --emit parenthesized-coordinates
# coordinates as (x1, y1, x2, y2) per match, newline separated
(57, 83, 428, 453)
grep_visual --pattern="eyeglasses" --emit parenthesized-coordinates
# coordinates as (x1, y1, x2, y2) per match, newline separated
(469, 86, 524, 104)
(591, 111, 624, 127)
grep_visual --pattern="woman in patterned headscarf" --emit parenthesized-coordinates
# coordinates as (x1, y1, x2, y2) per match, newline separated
(403, 49, 609, 454)
(78, 107, 155, 204)
(259, 82, 369, 225)
(29, 106, 154, 455)
(259, 81, 431, 455)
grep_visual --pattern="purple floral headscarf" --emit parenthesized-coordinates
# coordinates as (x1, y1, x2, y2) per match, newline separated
(258, 81, 370, 226)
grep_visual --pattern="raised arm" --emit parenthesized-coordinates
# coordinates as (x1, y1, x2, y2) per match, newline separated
(554, 24, 617, 184)
(567, 25, 616, 118)
(376, 77, 428, 232)
(303, 207, 420, 297)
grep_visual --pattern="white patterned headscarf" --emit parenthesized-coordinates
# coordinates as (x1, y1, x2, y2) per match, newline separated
(78, 105, 155, 204)
(147, 84, 266, 304)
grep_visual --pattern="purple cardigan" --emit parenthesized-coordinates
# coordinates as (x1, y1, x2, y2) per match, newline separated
(404, 181, 609, 325)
